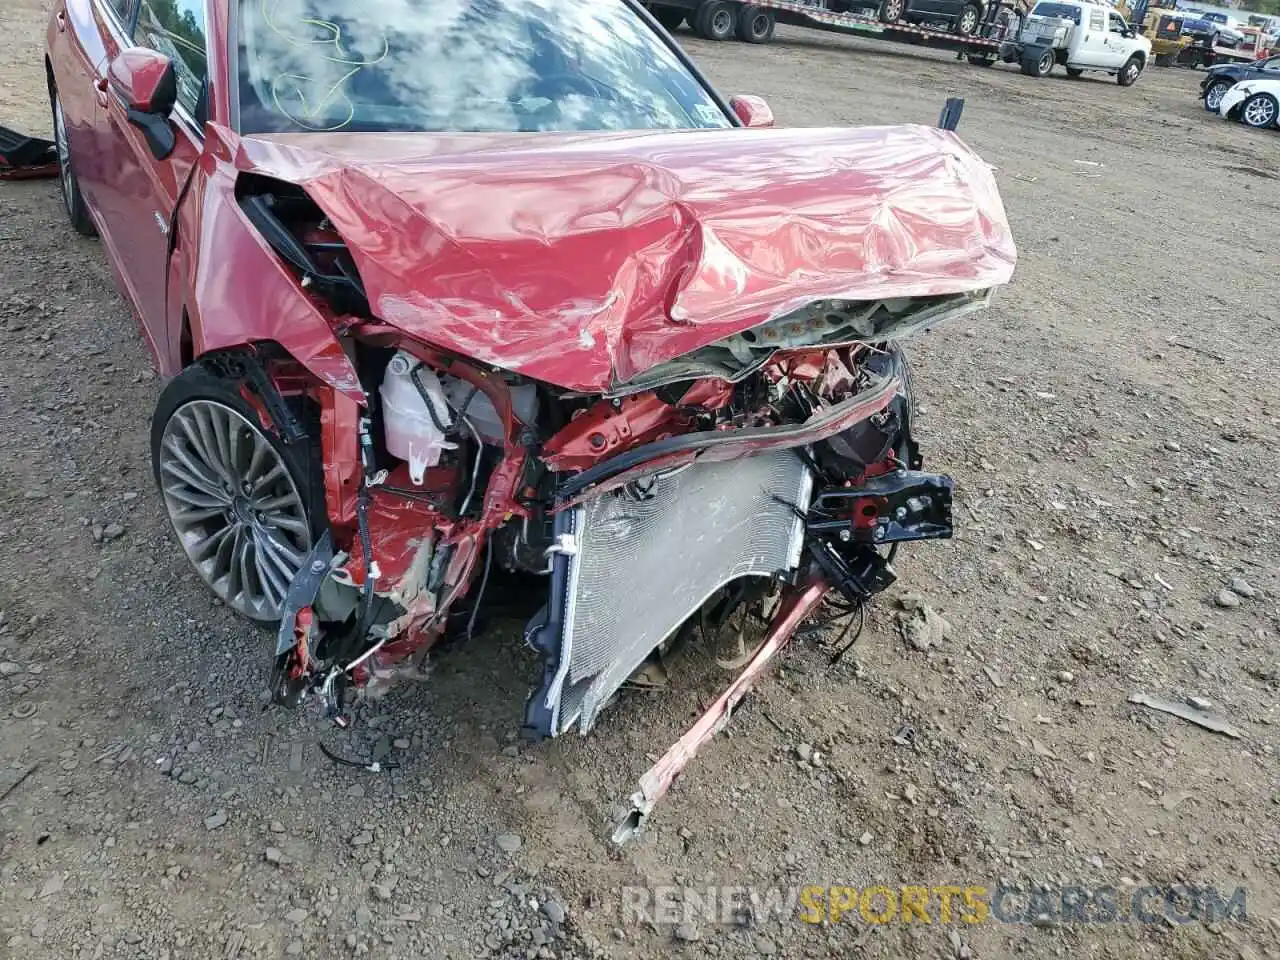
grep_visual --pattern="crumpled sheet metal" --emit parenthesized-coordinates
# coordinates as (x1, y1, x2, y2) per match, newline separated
(231, 124, 1016, 391)
(192, 132, 364, 399)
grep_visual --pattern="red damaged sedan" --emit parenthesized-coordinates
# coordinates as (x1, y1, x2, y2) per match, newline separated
(46, 0, 1014, 834)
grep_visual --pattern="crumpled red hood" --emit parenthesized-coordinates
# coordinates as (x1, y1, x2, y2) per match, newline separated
(232, 125, 1015, 392)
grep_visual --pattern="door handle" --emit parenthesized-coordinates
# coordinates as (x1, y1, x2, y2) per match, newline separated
(95, 75, 108, 107)
(55, 9, 67, 31)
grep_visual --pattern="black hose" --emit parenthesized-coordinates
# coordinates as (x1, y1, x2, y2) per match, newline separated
(451, 383, 480, 422)
(351, 487, 376, 654)
(410, 365, 452, 434)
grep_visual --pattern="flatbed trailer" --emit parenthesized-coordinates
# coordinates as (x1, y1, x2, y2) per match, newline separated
(1177, 38, 1266, 67)
(646, 0, 1014, 62)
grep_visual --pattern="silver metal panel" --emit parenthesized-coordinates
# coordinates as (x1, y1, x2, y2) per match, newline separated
(554, 450, 812, 734)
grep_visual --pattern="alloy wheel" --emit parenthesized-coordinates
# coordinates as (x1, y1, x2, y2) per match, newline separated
(1205, 83, 1228, 111)
(158, 400, 311, 621)
(959, 8, 978, 33)
(882, 0, 904, 19)
(1243, 95, 1277, 127)
(712, 8, 732, 34)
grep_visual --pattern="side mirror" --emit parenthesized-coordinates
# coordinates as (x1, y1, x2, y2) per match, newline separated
(729, 95, 775, 128)
(107, 47, 178, 160)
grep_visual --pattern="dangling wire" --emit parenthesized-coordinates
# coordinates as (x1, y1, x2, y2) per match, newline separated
(465, 544, 493, 643)
(826, 602, 866, 665)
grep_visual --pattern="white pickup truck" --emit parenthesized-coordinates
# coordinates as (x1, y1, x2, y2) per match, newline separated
(999, 0, 1152, 85)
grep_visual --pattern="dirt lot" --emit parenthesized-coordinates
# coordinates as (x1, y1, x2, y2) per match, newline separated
(2, 4, 1279, 960)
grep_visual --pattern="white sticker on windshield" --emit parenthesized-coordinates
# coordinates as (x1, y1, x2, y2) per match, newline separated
(695, 104, 726, 126)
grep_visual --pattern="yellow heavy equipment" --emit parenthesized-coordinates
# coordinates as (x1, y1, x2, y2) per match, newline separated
(1118, 0, 1191, 65)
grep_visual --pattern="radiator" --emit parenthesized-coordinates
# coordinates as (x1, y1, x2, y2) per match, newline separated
(527, 450, 813, 737)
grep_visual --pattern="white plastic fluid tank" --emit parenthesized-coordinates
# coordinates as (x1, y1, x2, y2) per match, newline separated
(379, 351, 454, 484)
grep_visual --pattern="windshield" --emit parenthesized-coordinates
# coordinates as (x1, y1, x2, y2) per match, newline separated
(233, 0, 733, 134)
(1030, 2, 1081, 22)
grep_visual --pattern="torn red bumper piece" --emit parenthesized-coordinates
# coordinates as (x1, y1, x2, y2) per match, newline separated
(612, 579, 831, 845)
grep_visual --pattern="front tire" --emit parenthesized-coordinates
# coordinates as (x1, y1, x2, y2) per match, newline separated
(1202, 79, 1232, 112)
(736, 4, 776, 42)
(1117, 55, 1143, 86)
(151, 362, 325, 623)
(49, 84, 95, 237)
(1240, 92, 1279, 128)
(1066, 66, 1084, 78)
(693, 0, 737, 39)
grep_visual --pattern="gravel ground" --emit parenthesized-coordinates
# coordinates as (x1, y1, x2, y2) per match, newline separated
(2, 6, 1279, 960)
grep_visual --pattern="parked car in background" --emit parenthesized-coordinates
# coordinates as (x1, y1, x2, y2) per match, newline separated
(1199, 10, 1246, 46)
(1218, 76, 1280, 128)
(1181, 12, 1241, 47)
(875, 0, 990, 35)
(1201, 54, 1280, 111)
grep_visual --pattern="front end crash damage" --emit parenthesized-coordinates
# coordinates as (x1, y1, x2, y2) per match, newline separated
(197, 122, 1014, 839)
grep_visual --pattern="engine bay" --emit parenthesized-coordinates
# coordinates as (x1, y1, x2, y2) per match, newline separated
(253, 331, 951, 740)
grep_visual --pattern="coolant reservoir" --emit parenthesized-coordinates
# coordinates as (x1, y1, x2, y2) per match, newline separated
(441, 375, 538, 444)
(379, 351, 454, 484)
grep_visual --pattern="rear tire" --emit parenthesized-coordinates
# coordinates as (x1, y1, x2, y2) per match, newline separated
(1022, 48, 1055, 77)
(693, 0, 737, 39)
(1117, 54, 1143, 86)
(48, 82, 96, 237)
(650, 5, 686, 30)
(736, 4, 776, 42)
(1202, 79, 1232, 111)
(956, 3, 981, 35)
(1240, 92, 1279, 128)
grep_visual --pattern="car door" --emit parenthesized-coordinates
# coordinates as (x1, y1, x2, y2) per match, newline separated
(47, 0, 133, 217)
(1102, 10, 1132, 65)
(90, 0, 207, 366)
(1069, 6, 1112, 67)
(910, 0, 947, 19)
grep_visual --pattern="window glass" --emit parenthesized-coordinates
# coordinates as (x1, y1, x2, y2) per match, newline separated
(1262, 56, 1280, 71)
(134, 0, 208, 118)
(233, 0, 734, 134)
(1030, 3, 1081, 24)
(1089, 10, 1105, 30)
(1107, 11, 1126, 32)
(109, 0, 138, 25)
